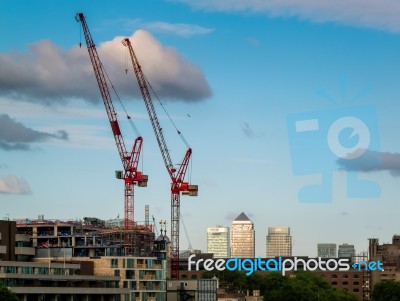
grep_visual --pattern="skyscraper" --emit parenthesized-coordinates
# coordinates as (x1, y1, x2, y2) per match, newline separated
(317, 243, 337, 258)
(207, 226, 230, 258)
(230, 212, 255, 258)
(266, 226, 292, 257)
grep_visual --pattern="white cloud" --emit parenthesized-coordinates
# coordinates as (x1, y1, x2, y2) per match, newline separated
(0, 175, 32, 195)
(171, 0, 400, 32)
(103, 18, 214, 37)
(143, 21, 214, 37)
(0, 30, 211, 104)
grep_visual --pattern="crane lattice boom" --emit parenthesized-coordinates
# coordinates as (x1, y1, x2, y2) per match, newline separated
(76, 14, 148, 238)
(122, 38, 198, 279)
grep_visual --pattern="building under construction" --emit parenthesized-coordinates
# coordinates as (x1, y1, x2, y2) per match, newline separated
(100, 224, 155, 257)
(16, 213, 155, 258)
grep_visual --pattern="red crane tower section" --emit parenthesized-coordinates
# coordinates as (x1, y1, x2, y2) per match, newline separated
(75, 14, 148, 237)
(122, 38, 198, 279)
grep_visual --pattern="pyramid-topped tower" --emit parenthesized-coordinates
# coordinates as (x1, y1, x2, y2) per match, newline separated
(230, 212, 255, 258)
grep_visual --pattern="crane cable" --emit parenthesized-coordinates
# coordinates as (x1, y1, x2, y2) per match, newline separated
(77, 19, 140, 138)
(144, 75, 193, 183)
(124, 54, 190, 149)
(144, 75, 190, 149)
(101, 61, 141, 138)
(124, 49, 193, 181)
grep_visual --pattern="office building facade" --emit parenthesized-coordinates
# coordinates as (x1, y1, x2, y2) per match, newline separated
(266, 226, 292, 257)
(338, 243, 356, 259)
(230, 213, 255, 258)
(317, 243, 337, 258)
(207, 226, 230, 258)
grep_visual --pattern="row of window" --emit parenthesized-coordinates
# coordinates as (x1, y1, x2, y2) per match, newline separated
(330, 274, 360, 279)
(0, 278, 119, 288)
(114, 269, 165, 280)
(111, 259, 164, 269)
(331, 281, 360, 286)
(0, 266, 78, 275)
(128, 292, 165, 301)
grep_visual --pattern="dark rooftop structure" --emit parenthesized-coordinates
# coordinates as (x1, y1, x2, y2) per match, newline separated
(233, 212, 251, 222)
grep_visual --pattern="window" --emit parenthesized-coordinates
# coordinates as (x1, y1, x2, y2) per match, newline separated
(111, 258, 118, 268)
(114, 269, 120, 276)
(4, 266, 16, 273)
(126, 270, 135, 279)
(127, 259, 134, 268)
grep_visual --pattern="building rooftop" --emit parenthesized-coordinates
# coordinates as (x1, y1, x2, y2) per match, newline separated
(234, 212, 251, 222)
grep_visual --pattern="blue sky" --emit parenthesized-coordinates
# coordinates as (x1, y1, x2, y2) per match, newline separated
(1, 0, 400, 258)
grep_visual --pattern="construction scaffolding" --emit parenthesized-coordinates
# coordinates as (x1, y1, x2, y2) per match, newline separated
(100, 223, 155, 257)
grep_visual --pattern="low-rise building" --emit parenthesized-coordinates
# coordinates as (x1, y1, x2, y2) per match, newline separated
(0, 260, 129, 300)
(2, 218, 168, 301)
(369, 235, 400, 290)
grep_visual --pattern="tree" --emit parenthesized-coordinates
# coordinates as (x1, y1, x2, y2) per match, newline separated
(0, 283, 18, 301)
(202, 269, 246, 292)
(371, 280, 400, 301)
(202, 270, 358, 301)
(261, 271, 358, 301)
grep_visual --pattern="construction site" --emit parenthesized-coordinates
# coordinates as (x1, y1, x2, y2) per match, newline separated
(15, 213, 155, 257)
(0, 10, 210, 301)
(74, 12, 198, 279)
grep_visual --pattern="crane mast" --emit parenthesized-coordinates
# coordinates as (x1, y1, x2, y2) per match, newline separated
(122, 38, 198, 279)
(76, 14, 148, 248)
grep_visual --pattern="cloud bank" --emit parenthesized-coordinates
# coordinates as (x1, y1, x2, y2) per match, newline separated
(0, 30, 211, 104)
(171, 0, 400, 32)
(0, 114, 68, 151)
(337, 149, 400, 176)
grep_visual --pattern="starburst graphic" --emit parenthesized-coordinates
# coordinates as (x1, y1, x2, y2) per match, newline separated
(287, 77, 381, 203)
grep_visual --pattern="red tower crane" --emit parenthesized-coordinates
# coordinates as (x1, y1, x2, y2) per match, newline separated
(75, 14, 148, 253)
(122, 38, 198, 279)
